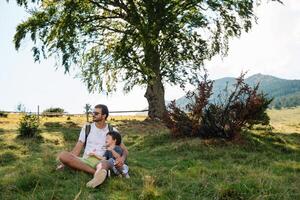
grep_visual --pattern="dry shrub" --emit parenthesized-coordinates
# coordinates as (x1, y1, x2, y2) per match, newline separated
(164, 73, 272, 140)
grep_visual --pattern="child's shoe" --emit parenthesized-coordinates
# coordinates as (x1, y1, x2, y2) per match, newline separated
(123, 173, 130, 179)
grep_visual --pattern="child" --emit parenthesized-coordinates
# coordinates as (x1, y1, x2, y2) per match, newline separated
(86, 131, 129, 188)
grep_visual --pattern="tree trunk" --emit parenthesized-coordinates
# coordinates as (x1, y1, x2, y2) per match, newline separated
(144, 76, 166, 119)
(143, 39, 166, 120)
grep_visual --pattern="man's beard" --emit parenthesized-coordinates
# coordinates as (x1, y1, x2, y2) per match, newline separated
(93, 117, 100, 122)
(93, 117, 103, 122)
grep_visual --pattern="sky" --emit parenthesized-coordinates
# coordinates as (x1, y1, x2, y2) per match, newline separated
(1, 1, 300, 114)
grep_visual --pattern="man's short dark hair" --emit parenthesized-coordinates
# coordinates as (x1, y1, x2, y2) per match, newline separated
(107, 131, 121, 145)
(95, 104, 109, 119)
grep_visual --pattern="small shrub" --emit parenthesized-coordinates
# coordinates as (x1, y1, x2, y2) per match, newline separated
(0, 111, 8, 118)
(42, 107, 65, 117)
(18, 114, 40, 138)
(164, 72, 272, 140)
(163, 101, 193, 137)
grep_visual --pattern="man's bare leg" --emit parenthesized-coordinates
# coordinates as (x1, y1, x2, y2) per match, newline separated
(99, 160, 110, 170)
(58, 151, 95, 174)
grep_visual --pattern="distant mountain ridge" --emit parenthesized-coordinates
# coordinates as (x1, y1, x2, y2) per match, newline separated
(175, 73, 300, 109)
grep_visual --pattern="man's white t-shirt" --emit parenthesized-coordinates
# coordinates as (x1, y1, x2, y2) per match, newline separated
(78, 123, 117, 158)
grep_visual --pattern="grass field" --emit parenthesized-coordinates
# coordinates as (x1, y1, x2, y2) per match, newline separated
(0, 108, 299, 200)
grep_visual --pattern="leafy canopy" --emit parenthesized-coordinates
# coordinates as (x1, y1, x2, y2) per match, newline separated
(11, 0, 282, 93)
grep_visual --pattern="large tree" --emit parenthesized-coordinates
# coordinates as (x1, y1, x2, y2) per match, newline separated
(10, 0, 281, 119)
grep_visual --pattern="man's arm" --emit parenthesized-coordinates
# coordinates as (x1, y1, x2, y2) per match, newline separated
(70, 141, 84, 156)
(120, 143, 128, 160)
(71, 124, 88, 156)
(110, 149, 121, 159)
(115, 143, 128, 168)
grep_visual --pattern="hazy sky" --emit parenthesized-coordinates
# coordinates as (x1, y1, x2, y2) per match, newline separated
(1, 1, 300, 113)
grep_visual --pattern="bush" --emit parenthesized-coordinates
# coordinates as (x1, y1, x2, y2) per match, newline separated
(42, 107, 65, 117)
(164, 73, 272, 140)
(18, 114, 40, 138)
(0, 111, 8, 118)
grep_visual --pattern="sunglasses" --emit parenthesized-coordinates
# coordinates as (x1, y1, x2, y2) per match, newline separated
(92, 111, 101, 116)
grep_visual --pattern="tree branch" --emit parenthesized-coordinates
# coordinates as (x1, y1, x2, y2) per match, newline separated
(88, 0, 126, 19)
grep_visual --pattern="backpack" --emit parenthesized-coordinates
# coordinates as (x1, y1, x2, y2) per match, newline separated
(84, 123, 114, 150)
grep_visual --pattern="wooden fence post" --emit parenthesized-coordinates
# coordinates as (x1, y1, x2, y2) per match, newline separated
(37, 105, 40, 123)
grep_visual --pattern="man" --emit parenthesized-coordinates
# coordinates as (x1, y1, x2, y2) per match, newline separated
(57, 104, 128, 186)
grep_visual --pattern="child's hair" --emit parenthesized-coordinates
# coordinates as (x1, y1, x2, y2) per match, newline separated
(107, 131, 122, 145)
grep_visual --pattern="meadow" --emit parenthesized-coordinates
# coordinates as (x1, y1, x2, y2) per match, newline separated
(0, 108, 299, 200)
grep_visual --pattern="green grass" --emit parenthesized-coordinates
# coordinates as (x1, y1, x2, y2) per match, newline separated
(0, 110, 299, 200)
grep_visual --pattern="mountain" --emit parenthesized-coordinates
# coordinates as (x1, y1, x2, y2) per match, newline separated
(175, 73, 300, 109)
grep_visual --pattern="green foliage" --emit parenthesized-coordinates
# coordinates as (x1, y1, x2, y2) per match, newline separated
(42, 107, 65, 117)
(18, 114, 40, 138)
(165, 73, 272, 139)
(84, 104, 91, 114)
(43, 107, 64, 113)
(270, 92, 300, 109)
(0, 111, 8, 118)
(11, 0, 282, 119)
(84, 103, 92, 122)
(11, 0, 281, 92)
(16, 103, 26, 112)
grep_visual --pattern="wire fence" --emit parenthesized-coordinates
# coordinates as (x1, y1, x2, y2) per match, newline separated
(1, 108, 149, 123)
(1, 109, 149, 116)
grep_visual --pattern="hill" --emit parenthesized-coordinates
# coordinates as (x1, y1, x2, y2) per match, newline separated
(175, 73, 300, 109)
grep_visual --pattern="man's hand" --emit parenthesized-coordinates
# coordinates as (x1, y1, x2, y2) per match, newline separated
(88, 152, 96, 156)
(88, 153, 105, 160)
(115, 156, 125, 168)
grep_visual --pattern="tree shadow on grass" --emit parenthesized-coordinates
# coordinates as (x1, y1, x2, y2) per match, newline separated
(130, 127, 300, 173)
(0, 129, 3, 143)
(43, 122, 64, 128)
(244, 130, 300, 154)
(43, 121, 81, 129)
(13, 134, 44, 153)
(0, 128, 6, 136)
(0, 152, 18, 166)
(114, 119, 165, 127)
(43, 119, 167, 144)
(43, 126, 80, 143)
(42, 121, 81, 143)
(111, 119, 168, 136)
